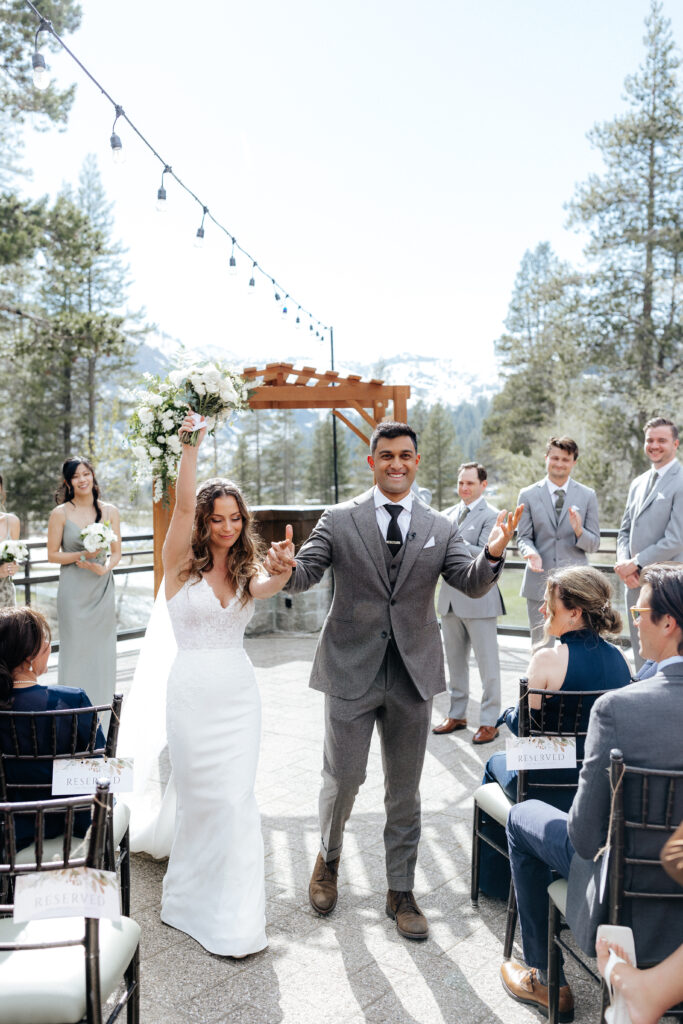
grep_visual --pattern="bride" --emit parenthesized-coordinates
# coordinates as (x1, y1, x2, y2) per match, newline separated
(125, 413, 292, 957)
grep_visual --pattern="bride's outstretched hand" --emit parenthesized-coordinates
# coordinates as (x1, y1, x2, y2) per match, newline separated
(265, 524, 296, 575)
(179, 411, 207, 447)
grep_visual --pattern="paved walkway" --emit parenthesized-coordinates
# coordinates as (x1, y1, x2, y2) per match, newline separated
(92, 635, 627, 1024)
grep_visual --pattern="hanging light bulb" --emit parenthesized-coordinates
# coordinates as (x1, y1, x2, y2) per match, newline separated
(248, 262, 257, 293)
(295, 307, 302, 329)
(32, 52, 48, 90)
(31, 20, 50, 90)
(110, 106, 124, 164)
(229, 238, 237, 275)
(156, 166, 171, 212)
(194, 206, 208, 248)
(281, 295, 289, 319)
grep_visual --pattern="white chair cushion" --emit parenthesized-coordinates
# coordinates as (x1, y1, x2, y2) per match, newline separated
(548, 878, 568, 915)
(0, 915, 140, 1024)
(474, 782, 515, 826)
(15, 799, 131, 866)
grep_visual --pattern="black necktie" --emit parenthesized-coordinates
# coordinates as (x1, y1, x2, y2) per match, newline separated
(384, 504, 403, 554)
(554, 489, 565, 521)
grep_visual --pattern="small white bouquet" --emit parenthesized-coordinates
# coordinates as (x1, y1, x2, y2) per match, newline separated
(80, 521, 117, 556)
(126, 372, 187, 503)
(0, 539, 28, 565)
(169, 362, 249, 446)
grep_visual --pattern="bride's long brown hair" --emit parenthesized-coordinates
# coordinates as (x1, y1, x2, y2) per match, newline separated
(179, 479, 265, 605)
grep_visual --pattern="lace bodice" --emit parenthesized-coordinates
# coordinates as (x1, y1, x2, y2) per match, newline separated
(167, 577, 255, 650)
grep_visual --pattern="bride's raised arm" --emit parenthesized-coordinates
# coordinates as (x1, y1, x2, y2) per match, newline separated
(162, 412, 206, 585)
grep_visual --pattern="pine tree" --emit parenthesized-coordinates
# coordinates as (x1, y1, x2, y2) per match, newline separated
(419, 403, 461, 510)
(304, 416, 351, 504)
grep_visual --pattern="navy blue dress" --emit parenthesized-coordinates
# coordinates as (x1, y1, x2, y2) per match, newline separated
(0, 684, 105, 849)
(478, 629, 631, 898)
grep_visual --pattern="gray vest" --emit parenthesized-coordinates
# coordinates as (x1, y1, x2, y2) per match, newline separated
(380, 525, 407, 591)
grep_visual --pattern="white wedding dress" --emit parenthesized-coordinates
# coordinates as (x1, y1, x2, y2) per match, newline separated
(120, 576, 267, 956)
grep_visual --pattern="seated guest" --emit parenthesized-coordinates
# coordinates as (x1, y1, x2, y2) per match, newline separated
(0, 606, 105, 849)
(478, 566, 631, 899)
(500, 563, 683, 1020)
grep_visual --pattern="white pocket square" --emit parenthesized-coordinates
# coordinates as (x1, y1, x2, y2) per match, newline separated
(423, 536, 435, 549)
(655, 492, 666, 500)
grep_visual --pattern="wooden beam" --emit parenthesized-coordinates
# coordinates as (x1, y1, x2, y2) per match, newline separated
(332, 410, 371, 446)
(392, 386, 410, 424)
(348, 400, 377, 430)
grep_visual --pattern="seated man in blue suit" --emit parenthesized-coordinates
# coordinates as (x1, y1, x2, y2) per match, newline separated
(500, 563, 683, 1021)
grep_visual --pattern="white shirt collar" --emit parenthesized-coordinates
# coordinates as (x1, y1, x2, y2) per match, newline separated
(545, 477, 570, 497)
(650, 458, 678, 480)
(373, 486, 414, 512)
(656, 655, 683, 670)
(462, 494, 485, 512)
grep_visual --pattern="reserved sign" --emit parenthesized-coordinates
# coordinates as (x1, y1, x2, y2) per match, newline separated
(505, 736, 577, 770)
(52, 757, 134, 795)
(14, 868, 120, 922)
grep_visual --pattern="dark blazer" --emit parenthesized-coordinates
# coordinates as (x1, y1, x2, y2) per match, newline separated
(287, 488, 504, 700)
(566, 662, 683, 961)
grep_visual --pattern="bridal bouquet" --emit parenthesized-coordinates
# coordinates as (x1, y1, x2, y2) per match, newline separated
(127, 372, 187, 503)
(0, 539, 28, 565)
(168, 362, 249, 446)
(80, 521, 117, 556)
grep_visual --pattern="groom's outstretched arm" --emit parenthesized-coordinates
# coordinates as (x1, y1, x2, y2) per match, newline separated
(441, 505, 523, 598)
(265, 511, 334, 594)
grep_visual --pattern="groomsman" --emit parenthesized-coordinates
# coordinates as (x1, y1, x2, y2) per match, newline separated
(433, 463, 505, 744)
(615, 417, 683, 670)
(517, 437, 600, 646)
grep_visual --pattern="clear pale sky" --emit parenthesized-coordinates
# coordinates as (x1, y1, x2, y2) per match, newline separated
(19, 0, 683, 378)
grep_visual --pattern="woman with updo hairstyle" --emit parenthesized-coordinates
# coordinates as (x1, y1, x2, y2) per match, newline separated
(477, 565, 632, 900)
(47, 456, 121, 709)
(0, 606, 104, 849)
(0, 473, 21, 608)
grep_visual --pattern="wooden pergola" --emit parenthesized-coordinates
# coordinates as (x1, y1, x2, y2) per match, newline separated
(243, 362, 410, 445)
(153, 363, 411, 591)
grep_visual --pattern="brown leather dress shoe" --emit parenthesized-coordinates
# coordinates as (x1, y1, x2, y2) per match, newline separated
(500, 960, 574, 1022)
(432, 717, 467, 734)
(472, 725, 499, 744)
(309, 853, 340, 915)
(386, 890, 429, 940)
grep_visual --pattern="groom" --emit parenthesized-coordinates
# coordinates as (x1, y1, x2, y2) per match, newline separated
(265, 422, 521, 939)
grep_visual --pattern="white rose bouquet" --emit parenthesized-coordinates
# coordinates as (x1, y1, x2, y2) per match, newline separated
(170, 362, 249, 446)
(126, 372, 187, 503)
(79, 521, 117, 557)
(0, 539, 28, 565)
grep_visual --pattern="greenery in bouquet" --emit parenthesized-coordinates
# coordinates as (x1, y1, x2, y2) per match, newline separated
(169, 362, 249, 446)
(126, 372, 187, 503)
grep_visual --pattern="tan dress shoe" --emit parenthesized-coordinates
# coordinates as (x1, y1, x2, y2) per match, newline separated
(432, 717, 467, 734)
(500, 960, 574, 1022)
(386, 890, 429, 940)
(472, 725, 499, 744)
(309, 853, 340, 915)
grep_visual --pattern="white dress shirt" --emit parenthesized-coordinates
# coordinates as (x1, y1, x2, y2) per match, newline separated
(374, 487, 413, 541)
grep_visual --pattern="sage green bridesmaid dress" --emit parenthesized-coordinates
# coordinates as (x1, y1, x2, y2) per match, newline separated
(56, 518, 116, 708)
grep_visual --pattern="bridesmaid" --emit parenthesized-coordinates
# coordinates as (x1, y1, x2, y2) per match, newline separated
(0, 473, 21, 608)
(47, 457, 121, 708)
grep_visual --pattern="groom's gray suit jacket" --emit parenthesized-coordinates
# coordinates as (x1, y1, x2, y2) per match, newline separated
(287, 488, 504, 700)
(566, 662, 683, 962)
(616, 460, 683, 568)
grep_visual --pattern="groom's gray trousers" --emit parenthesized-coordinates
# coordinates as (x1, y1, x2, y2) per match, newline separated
(319, 637, 432, 891)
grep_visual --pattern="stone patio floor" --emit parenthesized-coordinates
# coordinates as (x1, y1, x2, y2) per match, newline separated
(63, 634, 637, 1024)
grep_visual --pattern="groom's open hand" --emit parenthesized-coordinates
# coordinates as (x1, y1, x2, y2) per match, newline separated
(486, 504, 524, 559)
(265, 524, 296, 575)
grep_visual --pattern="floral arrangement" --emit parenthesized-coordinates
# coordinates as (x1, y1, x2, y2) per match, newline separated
(170, 362, 249, 446)
(0, 539, 28, 564)
(80, 521, 117, 555)
(126, 363, 248, 502)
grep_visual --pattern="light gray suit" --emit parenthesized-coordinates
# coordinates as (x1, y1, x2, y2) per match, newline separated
(288, 487, 503, 888)
(566, 662, 683, 962)
(436, 499, 505, 725)
(516, 477, 600, 645)
(617, 460, 683, 668)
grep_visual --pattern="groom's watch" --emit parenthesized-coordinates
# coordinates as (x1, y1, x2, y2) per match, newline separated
(484, 544, 502, 565)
